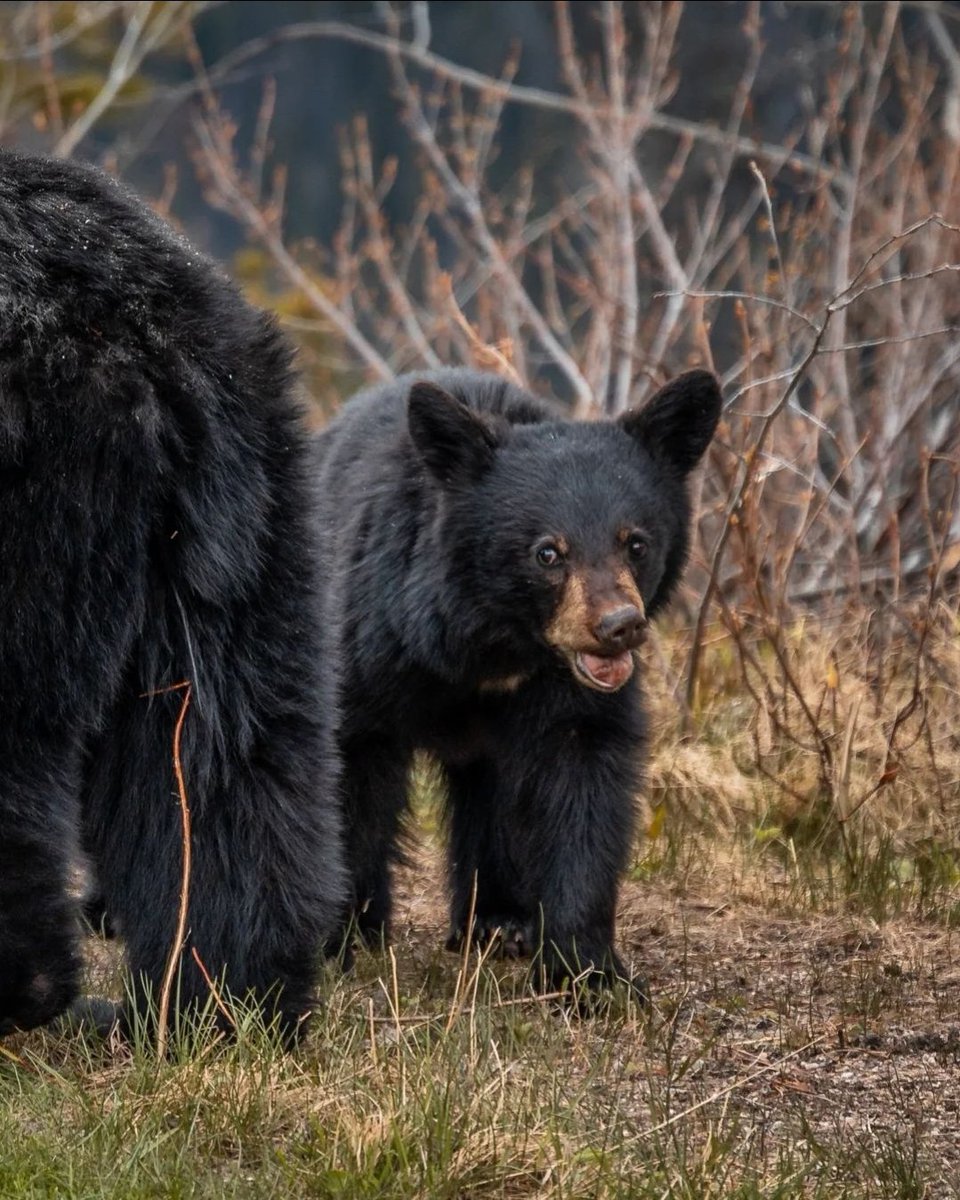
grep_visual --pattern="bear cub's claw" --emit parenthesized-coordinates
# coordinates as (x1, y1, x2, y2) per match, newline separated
(534, 947, 651, 1013)
(446, 915, 534, 960)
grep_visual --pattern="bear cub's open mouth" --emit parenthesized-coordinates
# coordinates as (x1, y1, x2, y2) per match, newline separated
(572, 650, 635, 692)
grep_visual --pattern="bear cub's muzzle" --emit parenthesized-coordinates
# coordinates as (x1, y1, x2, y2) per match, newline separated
(569, 599, 648, 693)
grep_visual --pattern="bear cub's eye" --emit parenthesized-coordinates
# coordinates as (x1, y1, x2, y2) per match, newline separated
(627, 532, 648, 561)
(535, 542, 564, 568)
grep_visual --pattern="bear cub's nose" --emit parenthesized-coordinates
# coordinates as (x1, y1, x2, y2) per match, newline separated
(593, 605, 646, 649)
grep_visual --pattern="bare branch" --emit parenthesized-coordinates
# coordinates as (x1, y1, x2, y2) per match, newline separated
(158, 15, 853, 191)
(54, 2, 195, 158)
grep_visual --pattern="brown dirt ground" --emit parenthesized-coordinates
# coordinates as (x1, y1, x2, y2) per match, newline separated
(394, 844, 960, 1191)
(72, 839, 960, 1193)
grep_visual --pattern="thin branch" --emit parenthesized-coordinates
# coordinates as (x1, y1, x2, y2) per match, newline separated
(172, 18, 852, 191)
(377, 2, 593, 405)
(156, 681, 193, 1059)
(54, 2, 189, 158)
(686, 304, 838, 713)
(191, 116, 393, 380)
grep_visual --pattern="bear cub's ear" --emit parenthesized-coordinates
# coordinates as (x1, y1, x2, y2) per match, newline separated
(408, 381, 500, 486)
(619, 369, 722, 474)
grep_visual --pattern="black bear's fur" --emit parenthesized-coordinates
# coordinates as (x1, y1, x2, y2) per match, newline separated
(0, 151, 344, 1038)
(314, 367, 721, 997)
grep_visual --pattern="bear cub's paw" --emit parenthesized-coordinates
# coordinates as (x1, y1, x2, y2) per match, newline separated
(445, 914, 535, 960)
(534, 944, 650, 1014)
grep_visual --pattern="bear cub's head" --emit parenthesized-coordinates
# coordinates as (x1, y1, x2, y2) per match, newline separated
(407, 369, 722, 693)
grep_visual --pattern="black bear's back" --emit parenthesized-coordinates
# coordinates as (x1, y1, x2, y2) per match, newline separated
(0, 151, 222, 322)
(0, 151, 292, 434)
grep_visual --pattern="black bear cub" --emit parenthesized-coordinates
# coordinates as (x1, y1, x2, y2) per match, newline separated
(315, 367, 721, 998)
(0, 151, 343, 1039)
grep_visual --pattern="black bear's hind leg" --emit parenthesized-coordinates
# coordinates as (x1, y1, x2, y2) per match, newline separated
(0, 761, 83, 1035)
(85, 681, 341, 1043)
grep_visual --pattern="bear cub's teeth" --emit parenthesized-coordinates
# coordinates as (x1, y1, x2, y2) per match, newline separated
(574, 651, 635, 692)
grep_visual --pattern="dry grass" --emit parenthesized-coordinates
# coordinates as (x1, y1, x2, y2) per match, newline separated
(3, 622, 960, 1199)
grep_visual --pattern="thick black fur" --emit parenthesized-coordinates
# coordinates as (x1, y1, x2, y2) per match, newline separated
(0, 151, 344, 1039)
(314, 367, 721, 999)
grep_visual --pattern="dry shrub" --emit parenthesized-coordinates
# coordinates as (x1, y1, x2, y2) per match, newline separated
(8, 1, 960, 850)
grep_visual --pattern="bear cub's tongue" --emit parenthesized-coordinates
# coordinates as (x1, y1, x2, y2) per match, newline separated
(576, 651, 634, 691)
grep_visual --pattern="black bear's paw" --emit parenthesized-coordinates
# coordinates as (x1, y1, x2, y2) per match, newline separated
(445, 915, 534, 959)
(0, 961, 80, 1037)
(56, 996, 124, 1041)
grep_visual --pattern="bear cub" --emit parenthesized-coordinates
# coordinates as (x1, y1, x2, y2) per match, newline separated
(0, 151, 343, 1040)
(315, 367, 721, 998)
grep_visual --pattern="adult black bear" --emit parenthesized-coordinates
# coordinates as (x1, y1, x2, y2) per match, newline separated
(0, 151, 343, 1039)
(315, 367, 721, 998)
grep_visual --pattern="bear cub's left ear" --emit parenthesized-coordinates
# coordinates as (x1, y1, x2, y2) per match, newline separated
(619, 369, 722, 474)
(408, 380, 500, 486)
